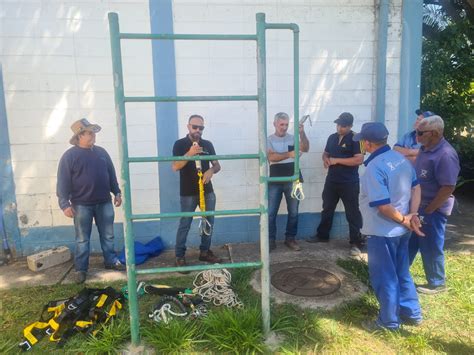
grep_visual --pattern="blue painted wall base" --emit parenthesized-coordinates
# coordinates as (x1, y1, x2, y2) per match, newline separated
(20, 212, 350, 255)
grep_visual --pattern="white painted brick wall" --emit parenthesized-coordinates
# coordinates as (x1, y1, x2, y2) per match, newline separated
(1, 0, 403, 228)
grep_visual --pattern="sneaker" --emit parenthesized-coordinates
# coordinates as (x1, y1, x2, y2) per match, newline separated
(73, 271, 86, 284)
(269, 240, 277, 251)
(350, 246, 361, 256)
(400, 316, 423, 327)
(361, 320, 395, 332)
(306, 236, 329, 243)
(416, 284, 447, 295)
(199, 250, 222, 263)
(284, 239, 301, 251)
(105, 260, 126, 271)
(175, 257, 190, 274)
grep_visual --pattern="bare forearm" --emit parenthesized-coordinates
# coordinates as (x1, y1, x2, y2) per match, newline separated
(425, 186, 455, 213)
(377, 204, 405, 224)
(268, 151, 292, 162)
(210, 161, 221, 174)
(172, 160, 189, 171)
(330, 154, 363, 167)
(299, 131, 310, 152)
(394, 146, 419, 157)
(410, 185, 421, 214)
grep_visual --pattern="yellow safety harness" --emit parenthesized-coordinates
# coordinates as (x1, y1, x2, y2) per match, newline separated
(194, 145, 212, 236)
(19, 287, 123, 351)
(196, 160, 212, 235)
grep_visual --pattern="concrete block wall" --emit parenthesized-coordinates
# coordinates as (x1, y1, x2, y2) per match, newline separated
(0, 0, 404, 254)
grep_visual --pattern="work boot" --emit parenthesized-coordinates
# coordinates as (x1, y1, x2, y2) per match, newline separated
(175, 257, 190, 274)
(350, 246, 361, 256)
(306, 236, 329, 243)
(72, 271, 86, 284)
(284, 239, 301, 251)
(105, 260, 126, 271)
(199, 250, 222, 263)
(269, 239, 277, 251)
(416, 284, 447, 295)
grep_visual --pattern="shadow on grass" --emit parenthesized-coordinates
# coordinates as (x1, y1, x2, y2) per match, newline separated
(335, 257, 474, 355)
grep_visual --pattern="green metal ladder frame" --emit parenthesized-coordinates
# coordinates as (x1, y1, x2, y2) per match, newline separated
(108, 12, 300, 346)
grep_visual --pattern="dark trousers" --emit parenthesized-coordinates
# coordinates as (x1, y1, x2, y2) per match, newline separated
(316, 180, 363, 244)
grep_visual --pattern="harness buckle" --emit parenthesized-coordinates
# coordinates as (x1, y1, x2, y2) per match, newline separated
(19, 341, 32, 351)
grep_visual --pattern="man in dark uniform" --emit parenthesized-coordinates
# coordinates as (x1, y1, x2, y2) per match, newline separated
(307, 112, 364, 255)
(172, 114, 222, 267)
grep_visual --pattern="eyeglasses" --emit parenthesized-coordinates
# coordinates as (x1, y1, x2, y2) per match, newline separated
(191, 125, 205, 131)
(416, 130, 433, 136)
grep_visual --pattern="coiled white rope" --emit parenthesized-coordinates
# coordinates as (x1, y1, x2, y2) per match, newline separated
(192, 269, 243, 308)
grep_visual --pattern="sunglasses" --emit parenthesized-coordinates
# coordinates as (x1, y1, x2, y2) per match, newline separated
(191, 125, 205, 131)
(416, 130, 433, 136)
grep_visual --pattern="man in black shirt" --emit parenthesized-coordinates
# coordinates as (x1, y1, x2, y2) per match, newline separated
(307, 112, 364, 256)
(172, 114, 222, 267)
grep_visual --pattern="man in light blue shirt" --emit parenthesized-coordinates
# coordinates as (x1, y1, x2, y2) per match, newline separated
(354, 122, 424, 331)
(393, 110, 435, 163)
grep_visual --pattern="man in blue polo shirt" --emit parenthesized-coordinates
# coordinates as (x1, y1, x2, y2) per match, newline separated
(393, 110, 435, 164)
(409, 115, 460, 294)
(354, 122, 424, 331)
(307, 112, 364, 256)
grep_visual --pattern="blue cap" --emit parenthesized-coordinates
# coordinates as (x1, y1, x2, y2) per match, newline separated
(353, 122, 389, 142)
(415, 109, 435, 117)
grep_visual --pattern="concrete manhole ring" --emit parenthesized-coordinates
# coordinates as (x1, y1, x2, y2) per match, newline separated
(271, 267, 341, 297)
(250, 259, 368, 310)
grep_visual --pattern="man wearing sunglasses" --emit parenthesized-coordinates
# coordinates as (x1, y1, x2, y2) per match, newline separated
(172, 114, 222, 267)
(393, 110, 434, 164)
(57, 119, 124, 284)
(408, 115, 460, 294)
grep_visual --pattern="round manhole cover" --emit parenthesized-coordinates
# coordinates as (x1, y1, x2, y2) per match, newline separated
(271, 267, 341, 297)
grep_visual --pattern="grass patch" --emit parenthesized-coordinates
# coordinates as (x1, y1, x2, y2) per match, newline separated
(1, 253, 473, 354)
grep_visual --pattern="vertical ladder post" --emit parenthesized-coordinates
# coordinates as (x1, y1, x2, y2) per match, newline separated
(108, 12, 141, 346)
(256, 12, 271, 336)
(292, 24, 300, 174)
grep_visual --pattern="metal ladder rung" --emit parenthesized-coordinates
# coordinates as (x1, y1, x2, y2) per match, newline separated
(131, 209, 261, 221)
(136, 261, 263, 275)
(124, 95, 258, 103)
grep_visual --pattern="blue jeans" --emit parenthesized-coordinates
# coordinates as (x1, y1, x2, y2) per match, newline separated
(268, 182, 299, 241)
(175, 192, 216, 258)
(73, 201, 118, 272)
(408, 211, 447, 287)
(367, 233, 422, 329)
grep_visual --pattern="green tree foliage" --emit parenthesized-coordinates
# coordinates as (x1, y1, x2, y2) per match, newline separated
(420, 3, 474, 180)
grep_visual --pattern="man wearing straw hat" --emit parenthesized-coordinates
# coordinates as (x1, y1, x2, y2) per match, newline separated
(57, 118, 124, 284)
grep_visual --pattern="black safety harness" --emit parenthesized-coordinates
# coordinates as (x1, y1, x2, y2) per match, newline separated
(19, 286, 123, 351)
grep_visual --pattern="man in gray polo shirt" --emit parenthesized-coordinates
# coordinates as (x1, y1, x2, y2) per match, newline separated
(267, 112, 309, 251)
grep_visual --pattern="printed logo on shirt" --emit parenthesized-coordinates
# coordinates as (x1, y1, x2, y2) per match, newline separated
(420, 169, 428, 178)
(385, 159, 404, 172)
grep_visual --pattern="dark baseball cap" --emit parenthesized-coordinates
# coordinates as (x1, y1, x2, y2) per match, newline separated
(415, 109, 435, 117)
(353, 122, 389, 142)
(334, 112, 354, 126)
